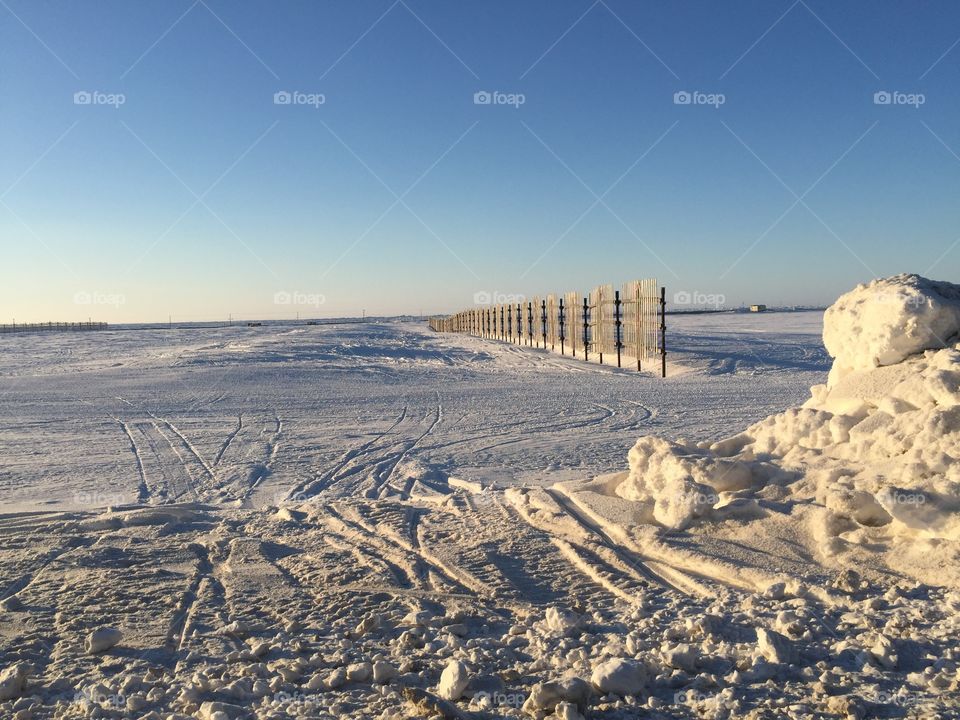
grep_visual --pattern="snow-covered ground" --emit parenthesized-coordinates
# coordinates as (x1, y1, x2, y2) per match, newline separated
(0, 311, 826, 512)
(0, 292, 957, 719)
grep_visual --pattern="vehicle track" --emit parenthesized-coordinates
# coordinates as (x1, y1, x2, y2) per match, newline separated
(543, 487, 697, 595)
(288, 405, 409, 499)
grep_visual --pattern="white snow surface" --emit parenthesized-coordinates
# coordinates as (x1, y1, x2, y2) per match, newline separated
(1, 296, 958, 719)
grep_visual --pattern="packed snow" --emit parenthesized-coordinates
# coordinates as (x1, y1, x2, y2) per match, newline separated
(605, 274, 960, 585)
(0, 277, 958, 719)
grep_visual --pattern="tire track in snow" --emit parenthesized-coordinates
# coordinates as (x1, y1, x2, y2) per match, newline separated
(378, 393, 443, 500)
(543, 487, 685, 593)
(545, 487, 725, 596)
(116, 396, 217, 498)
(289, 405, 409, 499)
(242, 413, 282, 505)
(214, 413, 243, 466)
(118, 420, 149, 503)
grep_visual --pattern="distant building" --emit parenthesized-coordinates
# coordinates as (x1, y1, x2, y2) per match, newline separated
(750, 304, 767, 313)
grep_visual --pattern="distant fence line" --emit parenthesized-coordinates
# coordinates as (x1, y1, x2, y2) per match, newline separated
(429, 279, 666, 377)
(0, 321, 108, 334)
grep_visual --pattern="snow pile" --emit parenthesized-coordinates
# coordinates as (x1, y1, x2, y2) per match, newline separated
(823, 273, 960, 385)
(616, 275, 960, 572)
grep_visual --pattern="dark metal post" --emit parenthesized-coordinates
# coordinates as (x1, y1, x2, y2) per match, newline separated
(527, 302, 533, 346)
(614, 290, 622, 368)
(541, 300, 547, 348)
(516, 303, 522, 344)
(660, 286, 667, 378)
(558, 298, 565, 355)
(582, 297, 589, 362)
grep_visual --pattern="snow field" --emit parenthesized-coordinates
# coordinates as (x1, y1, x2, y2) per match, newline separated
(0, 280, 958, 718)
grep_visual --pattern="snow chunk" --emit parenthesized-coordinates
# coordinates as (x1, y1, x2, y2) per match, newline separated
(615, 437, 753, 530)
(589, 658, 647, 696)
(544, 606, 582, 635)
(372, 660, 398, 684)
(437, 659, 470, 700)
(522, 677, 591, 713)
(0, 663, 28, 700)
(824, 274, 960, 384)
(85, 627, 123, 654)
(756, 627, 795, 664)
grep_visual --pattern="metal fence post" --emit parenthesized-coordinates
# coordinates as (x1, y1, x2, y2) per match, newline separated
(660, 286, 666, 378)
(541, 299, 547, 348)
(527, 302, 533, 346)
(582, 296, 589, 362)
(614, 289, 622, 368)
(558, 297, 565, 355)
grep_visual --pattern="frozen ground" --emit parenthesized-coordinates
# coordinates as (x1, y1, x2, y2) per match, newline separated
(0, 312, 825, 512)
(0, 304, 957, 719)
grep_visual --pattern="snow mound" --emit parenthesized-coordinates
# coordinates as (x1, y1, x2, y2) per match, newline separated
(613, 275, 960, 581)
(823, 273, 960, 385)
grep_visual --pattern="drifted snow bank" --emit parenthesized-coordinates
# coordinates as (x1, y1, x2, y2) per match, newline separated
(616, 275, 960, 568)
(823, 273, 960, 384)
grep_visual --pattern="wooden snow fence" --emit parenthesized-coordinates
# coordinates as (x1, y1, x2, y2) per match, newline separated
(429, 279, 666, 377)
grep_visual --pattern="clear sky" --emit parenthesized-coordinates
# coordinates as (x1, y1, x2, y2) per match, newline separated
(2, 0, 960, 322)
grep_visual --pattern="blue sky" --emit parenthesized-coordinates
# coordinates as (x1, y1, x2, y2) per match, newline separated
(2, 0, 960, 322)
